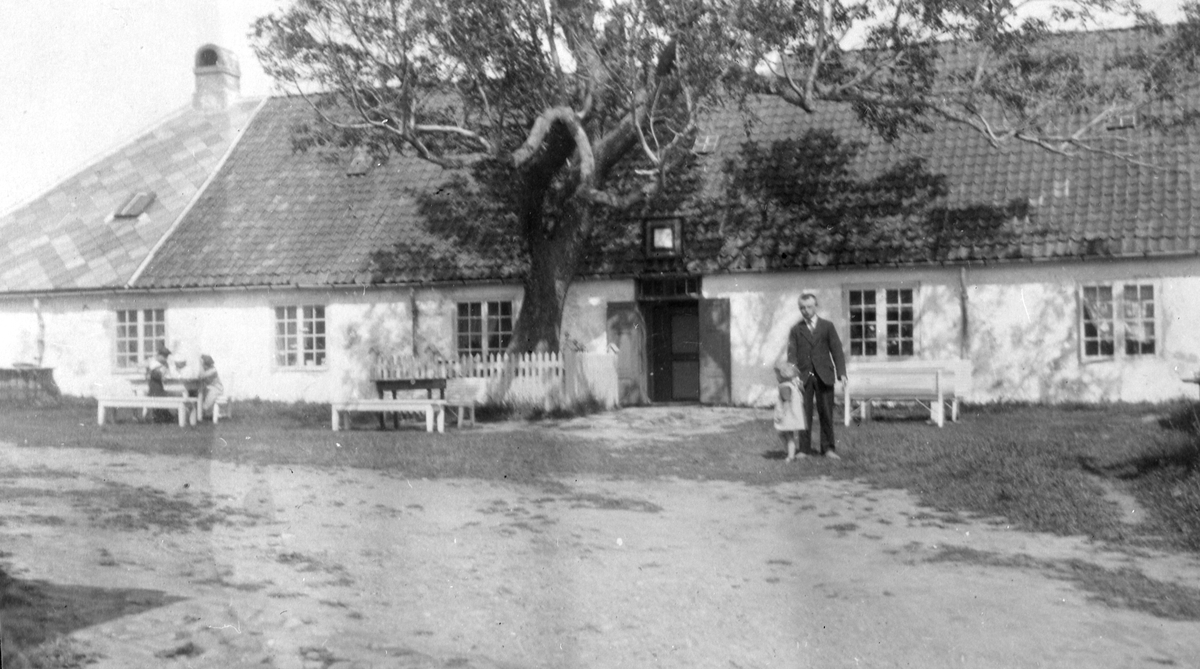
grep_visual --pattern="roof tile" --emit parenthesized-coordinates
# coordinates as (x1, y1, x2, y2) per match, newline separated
(0, 99, 261, 292)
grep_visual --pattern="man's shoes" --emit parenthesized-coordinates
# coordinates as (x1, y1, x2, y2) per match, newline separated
(825, 451, 842, 460)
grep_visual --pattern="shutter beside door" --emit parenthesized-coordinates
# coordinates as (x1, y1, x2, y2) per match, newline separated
(606, 302, 649, 406)
(698, 298, 731, 405)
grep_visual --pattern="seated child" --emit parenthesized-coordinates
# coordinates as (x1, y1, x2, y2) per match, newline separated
(773, 360, 807, 462)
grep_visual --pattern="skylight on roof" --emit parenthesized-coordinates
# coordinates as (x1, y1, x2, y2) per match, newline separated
(114, 191, 156, 218)
(692, 134, 720, 154)
(346, 147, 373, 176)
(1106, 113, 1137, 131)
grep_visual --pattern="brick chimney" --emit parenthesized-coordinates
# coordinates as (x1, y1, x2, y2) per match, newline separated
(193, 44, 240, 112)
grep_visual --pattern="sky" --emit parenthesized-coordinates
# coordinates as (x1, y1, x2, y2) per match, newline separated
(0, 0, 282, 213)
(0, 0, 1191, 215)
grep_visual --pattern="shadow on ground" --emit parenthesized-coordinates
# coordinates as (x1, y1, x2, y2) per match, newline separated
(1, 565, 184, 648)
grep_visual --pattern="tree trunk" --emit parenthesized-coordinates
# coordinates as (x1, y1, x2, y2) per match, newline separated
(506, 115, 627, 354)
(509, 202, 587, 353)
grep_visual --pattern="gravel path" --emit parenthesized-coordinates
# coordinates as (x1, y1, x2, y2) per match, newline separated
(3, 415, 1200, 668)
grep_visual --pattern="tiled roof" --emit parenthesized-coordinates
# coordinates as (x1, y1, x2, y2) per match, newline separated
(134, 97, 525, 289)
(0, 100, 261, 292)
(666, 93, 1200, 271)
(135, 46, 1200, 288)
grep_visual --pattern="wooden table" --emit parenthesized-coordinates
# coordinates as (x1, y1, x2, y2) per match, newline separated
(374, 378, 447, 399)
(1185, 376, 1200, 399)
(129, 377, 209, 421)
(130, 377, 204, 395)
(372, 378, 446, 429)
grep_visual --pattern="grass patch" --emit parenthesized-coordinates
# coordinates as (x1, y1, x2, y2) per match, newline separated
(17, 635, 102, 669)
(928, 545, 1200, 621)
(2, 396, 1199, 554)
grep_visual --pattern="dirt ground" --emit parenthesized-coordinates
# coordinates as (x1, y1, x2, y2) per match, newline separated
(3, 407, 1200, 668)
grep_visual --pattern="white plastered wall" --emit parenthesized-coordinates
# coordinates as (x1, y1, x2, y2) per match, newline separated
(561, 279, 634, 353)
(702, 267, 963, 406)
(3, 254, 1198, 404)
(964, 256, 1200, 403)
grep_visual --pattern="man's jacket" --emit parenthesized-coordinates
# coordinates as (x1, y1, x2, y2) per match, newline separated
(787, 318, 847, 386)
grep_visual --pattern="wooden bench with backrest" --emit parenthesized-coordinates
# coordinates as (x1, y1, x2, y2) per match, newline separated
(330, 398, 447, 432)
(445, 377, 489, 427)
(842, 360, 970, 428)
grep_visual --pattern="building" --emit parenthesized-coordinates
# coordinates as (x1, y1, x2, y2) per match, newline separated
(2, 41, 1199, 406)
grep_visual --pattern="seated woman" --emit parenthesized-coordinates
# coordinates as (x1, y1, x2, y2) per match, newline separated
(198, 354, 224, 422)
(147, 345, 173, 423)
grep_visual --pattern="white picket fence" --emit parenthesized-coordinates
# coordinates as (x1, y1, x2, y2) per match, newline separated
(373, 351, 619, 409)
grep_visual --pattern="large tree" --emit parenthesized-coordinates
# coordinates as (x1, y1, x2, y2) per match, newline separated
(252, 0, 1199, 353)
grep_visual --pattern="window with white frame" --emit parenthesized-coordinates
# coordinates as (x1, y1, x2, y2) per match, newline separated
(275, 305, 326, 367)
(1081, 282, 1157, 358)
(847, 287, 915, 357)
(115, 308, 166, 369)
(456, 301, 514, 358)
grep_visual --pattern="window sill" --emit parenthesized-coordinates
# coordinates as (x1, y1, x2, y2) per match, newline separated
(274, 365, 329, 373)
(114, 367, 148, 376)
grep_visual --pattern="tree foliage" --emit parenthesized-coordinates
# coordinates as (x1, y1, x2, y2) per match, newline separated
(251, 0, 1200, 352)
(758, 1, 1200, 159)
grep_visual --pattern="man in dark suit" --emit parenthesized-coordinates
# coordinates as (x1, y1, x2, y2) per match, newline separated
(787, 293, 848, 458)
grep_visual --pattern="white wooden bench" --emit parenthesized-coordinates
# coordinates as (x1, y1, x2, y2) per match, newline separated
(97, 396, 199, 427)
(330, 399, 447, 432)
(843, 360, 970, 428)
(128, 377, 231, 422)
(445, 378, 488, 427)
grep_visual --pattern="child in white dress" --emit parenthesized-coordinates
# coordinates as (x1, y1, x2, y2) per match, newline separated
(773, 360, 807, 461)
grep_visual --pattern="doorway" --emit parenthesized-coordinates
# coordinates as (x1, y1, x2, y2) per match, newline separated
(646, 301, 700, 402)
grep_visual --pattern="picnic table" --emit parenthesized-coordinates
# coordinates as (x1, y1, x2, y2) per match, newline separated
(126, 377, 230, 423)
(1184, 375, 1200, 399)
(370, 377, 447, 429)
(374, 377, 447, 399)
(129, 377, 206, 400)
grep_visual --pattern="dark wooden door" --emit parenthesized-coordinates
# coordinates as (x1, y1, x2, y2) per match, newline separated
(647, 302, 700, 402)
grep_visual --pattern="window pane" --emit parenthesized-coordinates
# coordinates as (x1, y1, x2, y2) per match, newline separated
(1122, 283, 1155, 357)
(884, 288, 914, 357)
(458, 301, 513, 357)
(848, 290, 878, 357)
(1082, 285, 1115, 358)
(276, 304, 325, 367)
